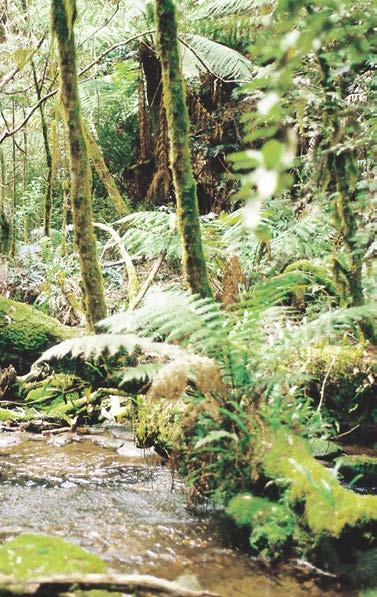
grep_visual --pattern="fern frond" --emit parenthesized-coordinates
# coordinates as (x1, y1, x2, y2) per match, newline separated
(193, 0, 275, 19)
(180, 35, 252, 82)
(35, 333, 188, 365)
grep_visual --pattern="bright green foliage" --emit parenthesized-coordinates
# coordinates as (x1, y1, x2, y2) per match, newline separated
(227, 494, 298, 557)
(263, 431, 377, 537)
(0, 533, 106, 582)
(133, 396, 187, 453)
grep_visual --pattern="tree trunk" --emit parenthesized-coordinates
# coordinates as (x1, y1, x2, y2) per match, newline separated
(82, 120, 129, 216)
(31, 64, 54, 236)
(154, 0, 212, 298)
(0, 147, 10, 254)
(51, 0, 107, 330)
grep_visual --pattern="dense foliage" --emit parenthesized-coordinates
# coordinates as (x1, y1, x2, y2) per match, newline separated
(0, 0, 376, 590)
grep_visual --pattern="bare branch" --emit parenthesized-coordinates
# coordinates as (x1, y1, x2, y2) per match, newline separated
(0, 573, 218, 596)
(0, 32, 47, 93)
(0, 30, 152, 145)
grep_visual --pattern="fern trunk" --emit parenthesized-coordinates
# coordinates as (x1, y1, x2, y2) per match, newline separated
(154, 0, 212, 298)
(51, 0, 107, 330)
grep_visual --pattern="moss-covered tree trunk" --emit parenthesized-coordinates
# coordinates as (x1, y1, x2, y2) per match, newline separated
(0, 147, 10, 254)
(51, 0, 107, 330)
(154, 0, 212, 298)
(82, 120, 129, 217)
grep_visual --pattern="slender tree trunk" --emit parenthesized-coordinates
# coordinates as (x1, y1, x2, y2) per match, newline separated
(154, 0, 212, 298)
(61, 180, 69, 257)
(10, 99, 16, 256)
(0, 147, 10, 254)
(82, 120, 129, 216)
(22, 107, 27, 193)
(31, 63, 54, 236)
(51, 0, 107, 329)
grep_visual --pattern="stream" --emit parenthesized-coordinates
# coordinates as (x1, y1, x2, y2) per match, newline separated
(0, 426, 352, 596)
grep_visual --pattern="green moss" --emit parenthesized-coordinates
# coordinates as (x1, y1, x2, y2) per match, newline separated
(227, 494, 299, 556)
(0, 296, 74, 371)
(133, 396, 186, 453)
(0, 408, 28, 422)
(25, 373, 82, 403)
(263, 430, 377, 537)
(0, 533, 106, 589)
(308, 438, 343, 460)
(305, 343, 376, 429)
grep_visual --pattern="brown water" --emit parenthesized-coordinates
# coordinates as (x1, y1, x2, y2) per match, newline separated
(0, 428, 349, 596)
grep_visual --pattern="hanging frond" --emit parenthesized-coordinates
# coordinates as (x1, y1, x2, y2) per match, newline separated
(180, 35, 252, 82)
(193, 0, 275, 19)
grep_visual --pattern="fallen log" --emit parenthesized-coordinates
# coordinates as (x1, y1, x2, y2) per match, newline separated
(0, 572, 218, 596)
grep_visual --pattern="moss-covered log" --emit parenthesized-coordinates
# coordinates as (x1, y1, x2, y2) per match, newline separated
(0, 296, 74, 372)
(154, 0, 212, 298)
(51, 0, 107, 330)
(227, 429, 377, 574)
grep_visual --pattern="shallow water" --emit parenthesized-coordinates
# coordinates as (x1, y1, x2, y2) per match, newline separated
(0, 428, 349, 596)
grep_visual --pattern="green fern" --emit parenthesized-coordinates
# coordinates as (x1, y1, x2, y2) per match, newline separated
(193, 0, 275, 19)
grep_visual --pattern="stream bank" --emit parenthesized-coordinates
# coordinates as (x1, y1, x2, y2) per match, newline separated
(0, 427, 353, 597)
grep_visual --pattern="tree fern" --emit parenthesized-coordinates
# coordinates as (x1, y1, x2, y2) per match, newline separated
(180, 34, 252, 82)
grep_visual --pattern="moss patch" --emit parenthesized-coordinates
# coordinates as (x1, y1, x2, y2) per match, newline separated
(0, 533, 106, 584)
(0, 296, 74, 372)
(133, 396, 186, 454)
(263, 430, 377, 537)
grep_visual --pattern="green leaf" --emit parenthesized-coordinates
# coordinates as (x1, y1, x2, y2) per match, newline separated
(261, 140, 284, 169)
(194, 430, 239, 449)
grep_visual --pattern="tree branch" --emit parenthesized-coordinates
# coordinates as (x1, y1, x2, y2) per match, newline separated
(0, 30, 153, 145)
(0, 32, 47, 93)
(0, 573, 218, 596)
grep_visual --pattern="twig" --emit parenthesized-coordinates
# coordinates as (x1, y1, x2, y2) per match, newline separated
(0, 573, 218, 596)
(0, 32, 46, 93)
(129, 249, 167, 310)
(333, 424, 360, 440)
(93, 221, 139, 302)
(317, 354, 336, 411)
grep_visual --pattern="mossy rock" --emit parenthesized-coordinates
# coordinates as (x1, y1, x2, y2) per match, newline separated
(304, 343, 376, 439)
(226, 494, 299, 558)
(336, 455, 377, 488)
(0, 533, 106, 592)
(0, 296, 74, 372)
(133, 396, 186, 455)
